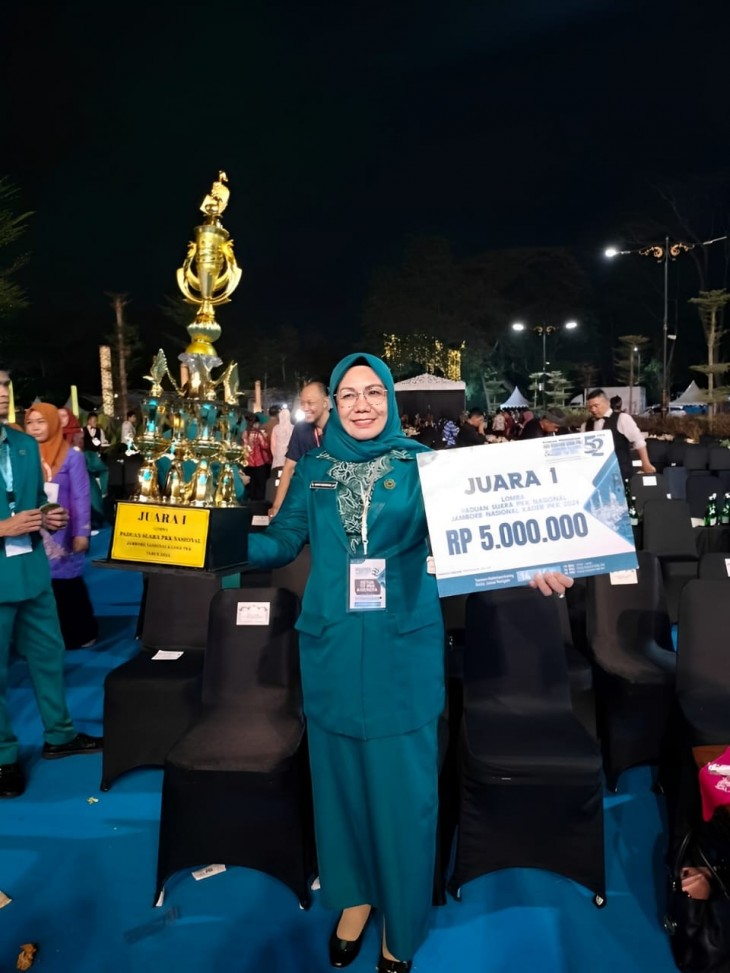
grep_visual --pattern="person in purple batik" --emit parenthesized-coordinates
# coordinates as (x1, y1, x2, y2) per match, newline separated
(25, 403, 98, 649)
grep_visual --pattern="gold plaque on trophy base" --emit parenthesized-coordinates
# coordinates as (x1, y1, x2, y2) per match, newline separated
(107, 502, 251, 572)
(111, 502, 210, 568)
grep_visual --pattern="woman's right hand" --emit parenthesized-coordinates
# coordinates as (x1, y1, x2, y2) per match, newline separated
(0, 509, 43, 536)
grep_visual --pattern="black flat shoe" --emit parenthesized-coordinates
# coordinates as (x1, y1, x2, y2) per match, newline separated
(0, 761, 25, 798)
(377, 955, 412, 973)
(328, 910, 374, 968)
(42, 732, 103, 760)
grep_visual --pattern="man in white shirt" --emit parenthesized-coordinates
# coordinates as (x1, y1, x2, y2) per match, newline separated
(120, 411, 137, 444)
(581, 388, 655, 480)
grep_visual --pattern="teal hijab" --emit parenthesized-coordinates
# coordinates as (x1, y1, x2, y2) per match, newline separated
(323, 353, 429, 462)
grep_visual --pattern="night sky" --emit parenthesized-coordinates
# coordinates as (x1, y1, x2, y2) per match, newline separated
(1, 0, 728, 387)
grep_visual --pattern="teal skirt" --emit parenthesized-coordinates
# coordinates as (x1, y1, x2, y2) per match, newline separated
(306, 717, 439, 961)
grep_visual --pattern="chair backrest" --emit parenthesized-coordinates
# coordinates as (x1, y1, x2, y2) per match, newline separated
(586, 551, 674, 677)
(685, 473, 721, 519)
(677, 580, 730, 705)
(141, 572, 221, 651)
(709, 446, 730, 472)
(629, 472, 669, 513)
(203, 587, 301, 710)
(698, 552, 730, 580)
(667, 441, 687, 467)
(642, 499, 698, 560)
(271, 545, 311, 602)
(663, 466, 688, 501)
(646, 438, 669, 470)
(683, 444, 709, 471)
(464, 588, 571, 714)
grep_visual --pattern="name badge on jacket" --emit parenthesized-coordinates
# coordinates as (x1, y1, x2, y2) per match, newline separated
(310, 481, 337, 490)
(348, 558, 386, 611)
(5, 535, 33, 557)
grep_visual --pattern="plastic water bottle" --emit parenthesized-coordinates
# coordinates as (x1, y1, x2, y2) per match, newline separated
(721, 493, 730, 526)
(704, 493, 718, 527)
(628, 495, 639, 526)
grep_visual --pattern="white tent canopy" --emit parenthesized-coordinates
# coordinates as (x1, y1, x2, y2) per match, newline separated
(393, 373, 466, 391)
(671, 380, 705, 404)
(394, 373, 466, 421)
(501, 386, 531, 408)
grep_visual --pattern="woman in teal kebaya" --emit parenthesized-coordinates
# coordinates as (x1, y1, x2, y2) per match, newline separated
(248, 353, 571, 971)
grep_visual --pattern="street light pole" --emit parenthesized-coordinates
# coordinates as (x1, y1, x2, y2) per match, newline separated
(511, 320, 578, 410)
(605, 233, 727, 414)
(661, 234, 669, 415)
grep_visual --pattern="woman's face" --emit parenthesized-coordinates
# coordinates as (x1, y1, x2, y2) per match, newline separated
(26, 411, 50, 443)
(58, 408, 70, 428)
(336, 365, 388, 441)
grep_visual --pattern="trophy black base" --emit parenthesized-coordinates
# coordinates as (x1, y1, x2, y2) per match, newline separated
(96, 502, 252, 577)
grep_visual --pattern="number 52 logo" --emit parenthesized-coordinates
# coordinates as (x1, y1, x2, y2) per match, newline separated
(583, 435, 604, 456)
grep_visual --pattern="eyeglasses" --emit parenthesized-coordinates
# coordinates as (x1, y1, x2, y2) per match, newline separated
(335, 385, 388, 408)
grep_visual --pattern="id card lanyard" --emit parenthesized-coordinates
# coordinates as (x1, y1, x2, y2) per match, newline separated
(0, 435, 15, 513)
(0, 436, 31, 556)
(360, 468, 380, 556)
(348, 469, 386, 612)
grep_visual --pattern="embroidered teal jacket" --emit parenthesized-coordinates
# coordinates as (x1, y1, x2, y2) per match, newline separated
(0, 427, 53, 604)
(248, 449, 445, 740)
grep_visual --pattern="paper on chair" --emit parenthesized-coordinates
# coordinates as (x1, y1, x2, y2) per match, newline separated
(192, 864, 226, 881)
(151, 650, 184, 661)
(251, 515, 269, 527)
(609, 569, 638, 585)
(643, 475, 657, 486)
(237, 602, 271, 626)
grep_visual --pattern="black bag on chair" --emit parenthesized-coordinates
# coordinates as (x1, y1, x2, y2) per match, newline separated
(665, 825, 730, 973)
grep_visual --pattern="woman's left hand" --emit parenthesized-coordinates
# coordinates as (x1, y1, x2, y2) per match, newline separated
(529, 570, 574, 597)
(42, 506, 70, 532)
(72, 536, 89, 554)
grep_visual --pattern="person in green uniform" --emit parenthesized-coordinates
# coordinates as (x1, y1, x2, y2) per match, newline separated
(0, 367, 103, 800)
(248, 353, 572, 972)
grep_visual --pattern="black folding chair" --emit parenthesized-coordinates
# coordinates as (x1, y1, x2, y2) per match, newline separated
(449, 588, 606, 906)
(629, 472, 670, 514)
(683, 444, 709, 471)
(642, 500, 698, 624)
(586, 552, 676, 791)
(676, 580, 730, 746)
(698, 552, 730, 580)
(685, 473, 721, 520)
(101, 571, 224, 790)
(155, 587, 314, 908)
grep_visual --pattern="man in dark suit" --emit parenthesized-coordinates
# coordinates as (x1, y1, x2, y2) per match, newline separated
(456, 408, 487, 447)
(520, 408, 567, 439)
(0, 367, 103, 798)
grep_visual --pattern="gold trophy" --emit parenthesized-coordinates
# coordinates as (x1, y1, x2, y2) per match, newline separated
(108, 174, 257, 579)
(131, 173, 250, 507)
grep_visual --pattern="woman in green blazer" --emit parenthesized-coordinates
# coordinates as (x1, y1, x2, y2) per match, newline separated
(248, 353, 571, 971)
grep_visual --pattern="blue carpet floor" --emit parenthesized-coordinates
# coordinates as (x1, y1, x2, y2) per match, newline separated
(0, 531, 679, 973)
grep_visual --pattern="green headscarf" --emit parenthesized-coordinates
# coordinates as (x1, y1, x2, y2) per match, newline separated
(323, 353, 429, 462)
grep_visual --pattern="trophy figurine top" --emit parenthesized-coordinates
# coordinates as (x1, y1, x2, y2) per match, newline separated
(200, 171, 230, 222)
(176, 171, 243, 392)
